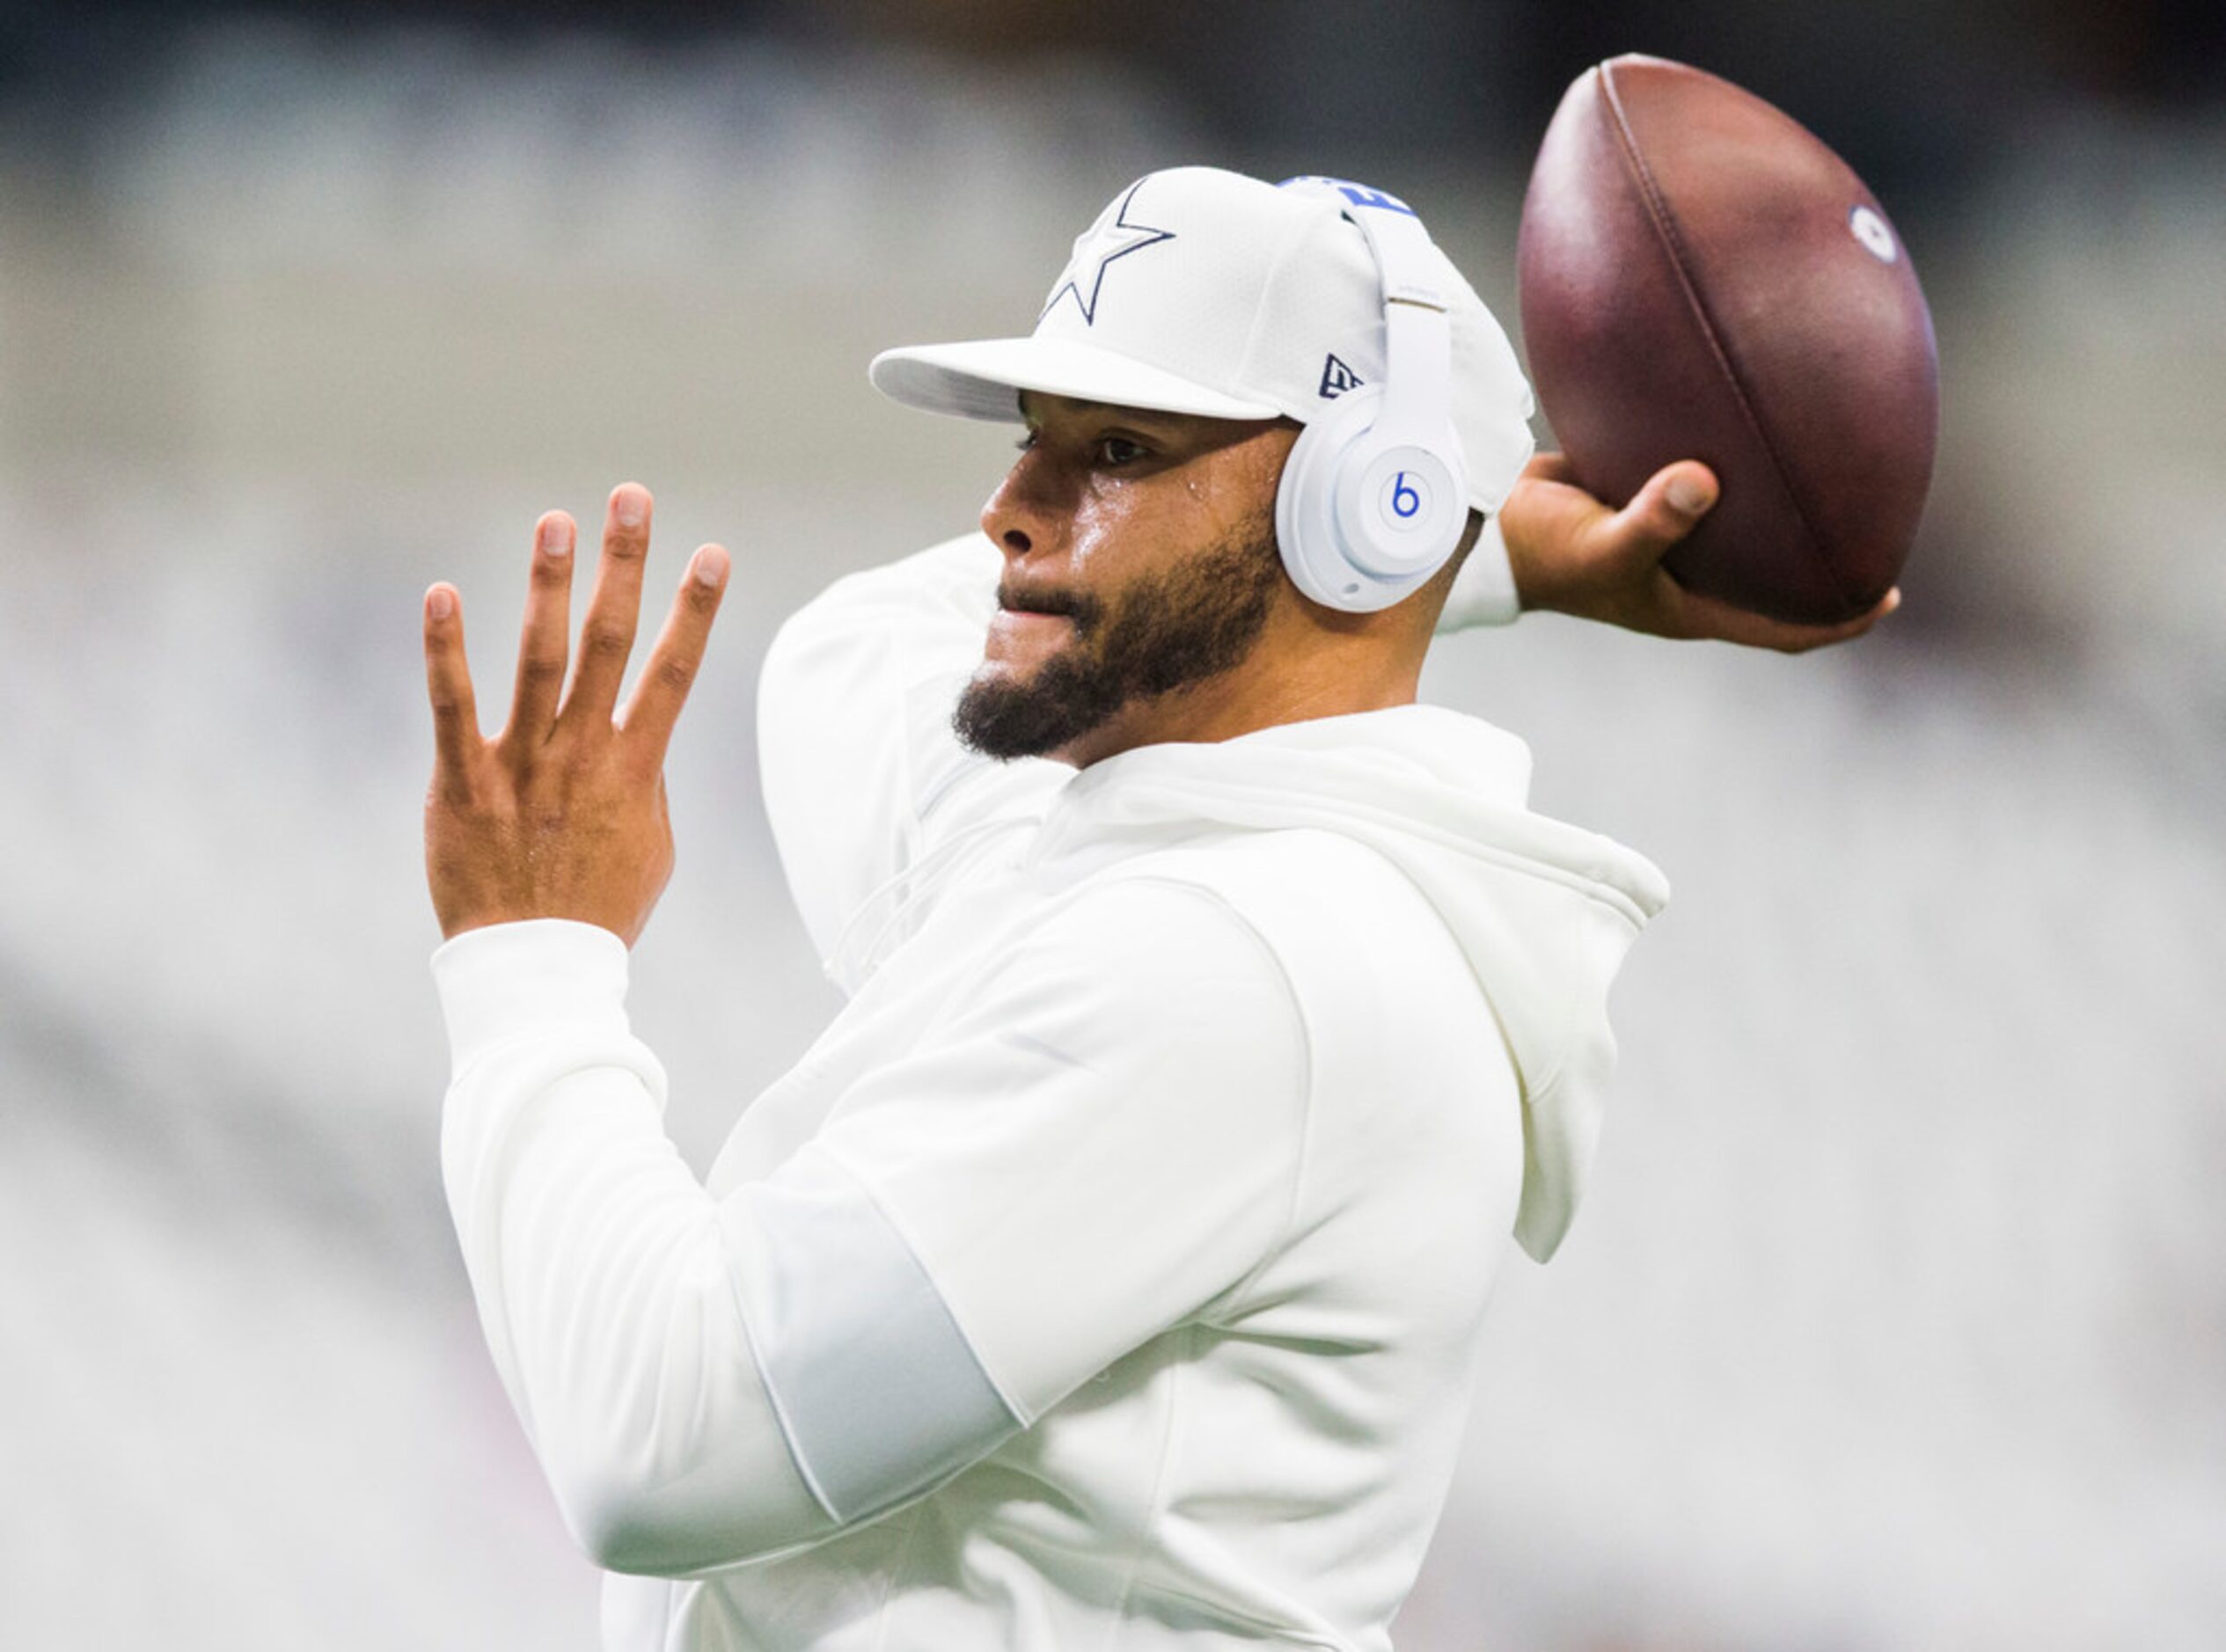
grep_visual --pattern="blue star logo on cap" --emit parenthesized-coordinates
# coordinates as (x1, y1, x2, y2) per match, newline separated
(1039, 179, 1175, 327)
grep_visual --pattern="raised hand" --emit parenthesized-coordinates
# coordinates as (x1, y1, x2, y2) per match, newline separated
(1500, 452, 1897, 652)
(421, 484, 729, 945)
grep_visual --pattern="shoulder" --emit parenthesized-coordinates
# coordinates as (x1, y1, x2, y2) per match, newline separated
(1091, 830, 1507, 1121)
(984, 866, 1307, 1049)
(1095, 830, 1465, 998)
(1003, 834, 1454, 1058)
(1078, 837, 1524, 1310)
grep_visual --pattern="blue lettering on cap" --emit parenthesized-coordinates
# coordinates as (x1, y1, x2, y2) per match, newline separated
(1278, 175, 1417, 216)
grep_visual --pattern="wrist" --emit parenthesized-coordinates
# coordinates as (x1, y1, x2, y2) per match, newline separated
(1499, 518, 1590, 619)
(431, 917, 634, 1072)
(437, 906, 634, 947)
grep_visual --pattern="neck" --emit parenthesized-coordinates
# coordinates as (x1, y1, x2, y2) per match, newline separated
(1056, 607, 1426, 768)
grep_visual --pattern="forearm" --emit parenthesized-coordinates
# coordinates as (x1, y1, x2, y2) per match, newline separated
(436, 921, 833, 1575)
(432, 888, 1315, 1574)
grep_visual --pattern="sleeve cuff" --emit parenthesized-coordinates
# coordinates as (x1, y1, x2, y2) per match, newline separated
(1435, 513, 1522, 632)
(430, 917, 633, 1074)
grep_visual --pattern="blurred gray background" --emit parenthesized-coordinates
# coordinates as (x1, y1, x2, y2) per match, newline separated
(1, 1, 2221, 1647)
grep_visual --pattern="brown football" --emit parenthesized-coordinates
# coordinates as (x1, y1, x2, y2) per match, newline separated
(1517, 55, 1939, 625)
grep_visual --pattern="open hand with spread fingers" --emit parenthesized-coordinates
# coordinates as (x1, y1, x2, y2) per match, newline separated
(421, 483, 730, 945)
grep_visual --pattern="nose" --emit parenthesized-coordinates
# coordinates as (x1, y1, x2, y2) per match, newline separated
(979, 447, 1070, 560)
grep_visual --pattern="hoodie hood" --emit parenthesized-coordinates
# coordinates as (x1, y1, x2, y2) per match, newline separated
(1029, 705, 1669, 1262)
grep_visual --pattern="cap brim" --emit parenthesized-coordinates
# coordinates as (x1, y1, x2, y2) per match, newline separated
(869, 336, 1285, 424)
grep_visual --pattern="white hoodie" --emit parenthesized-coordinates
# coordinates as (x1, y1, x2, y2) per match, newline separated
(434, 533, 1666, 1650)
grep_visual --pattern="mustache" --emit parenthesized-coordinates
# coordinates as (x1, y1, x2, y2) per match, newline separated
(996, 582, 1103, 626)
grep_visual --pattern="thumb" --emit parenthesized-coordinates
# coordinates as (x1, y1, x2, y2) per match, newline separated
(1601, 461, 1719, 564)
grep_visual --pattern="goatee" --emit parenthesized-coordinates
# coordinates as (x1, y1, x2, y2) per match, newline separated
(954, 515, 1283, 762)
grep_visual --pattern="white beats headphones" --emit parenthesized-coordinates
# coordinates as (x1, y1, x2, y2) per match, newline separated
(1273, 178, 1469, 614)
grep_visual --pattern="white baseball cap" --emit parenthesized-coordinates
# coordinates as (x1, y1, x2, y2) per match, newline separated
(869, 166, 1537, 515)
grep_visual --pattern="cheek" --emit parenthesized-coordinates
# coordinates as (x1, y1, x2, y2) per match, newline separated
(1064, 489, 1129, 575)
(1066, 483, 1175, 584)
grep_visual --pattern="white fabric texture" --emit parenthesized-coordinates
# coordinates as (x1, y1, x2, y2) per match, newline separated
(436, 530, 1666, 1649)
(723, 1147, 1017, 1523)
(435, 921, 838, 1578)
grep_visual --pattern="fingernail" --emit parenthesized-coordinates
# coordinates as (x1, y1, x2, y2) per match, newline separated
(694, 545, 729, 588)
(1667, 475, 1711, 515)
(613, 487, 648, 530)
(540, 515, 570, 557)
(1883, 588, 1903, 615)
(428, 587, 454, 620)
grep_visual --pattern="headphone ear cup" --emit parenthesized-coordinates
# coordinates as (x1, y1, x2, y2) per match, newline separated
(1277, 390, 1468, 614)
(1276, 390, 1380, 611)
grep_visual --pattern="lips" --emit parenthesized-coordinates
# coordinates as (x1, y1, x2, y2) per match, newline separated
(997, 587, 1082, 618)
(997, 578, 1109, 632)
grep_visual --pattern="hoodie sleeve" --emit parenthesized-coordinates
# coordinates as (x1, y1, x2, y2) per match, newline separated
(434, 884, 1306, 1575)
(758, 534, 1069, 988)
(804, 875, 1310, 1422)
(435, 920, 840, 1575)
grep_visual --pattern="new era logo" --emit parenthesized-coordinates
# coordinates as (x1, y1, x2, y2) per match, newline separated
(1319, 354, 1364, 399)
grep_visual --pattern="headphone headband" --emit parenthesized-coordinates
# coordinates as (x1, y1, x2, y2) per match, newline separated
(1273, 177, 1469, 612)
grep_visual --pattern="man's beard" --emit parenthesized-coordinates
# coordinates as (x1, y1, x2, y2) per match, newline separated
(953, 513, 1284, 762)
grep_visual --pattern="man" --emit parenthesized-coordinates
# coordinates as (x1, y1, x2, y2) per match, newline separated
(421, 168, 1887, 1649)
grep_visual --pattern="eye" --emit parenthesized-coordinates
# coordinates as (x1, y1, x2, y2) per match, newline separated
(1095, 435, 1147, 467)
(1014, 429, 1040, 453)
